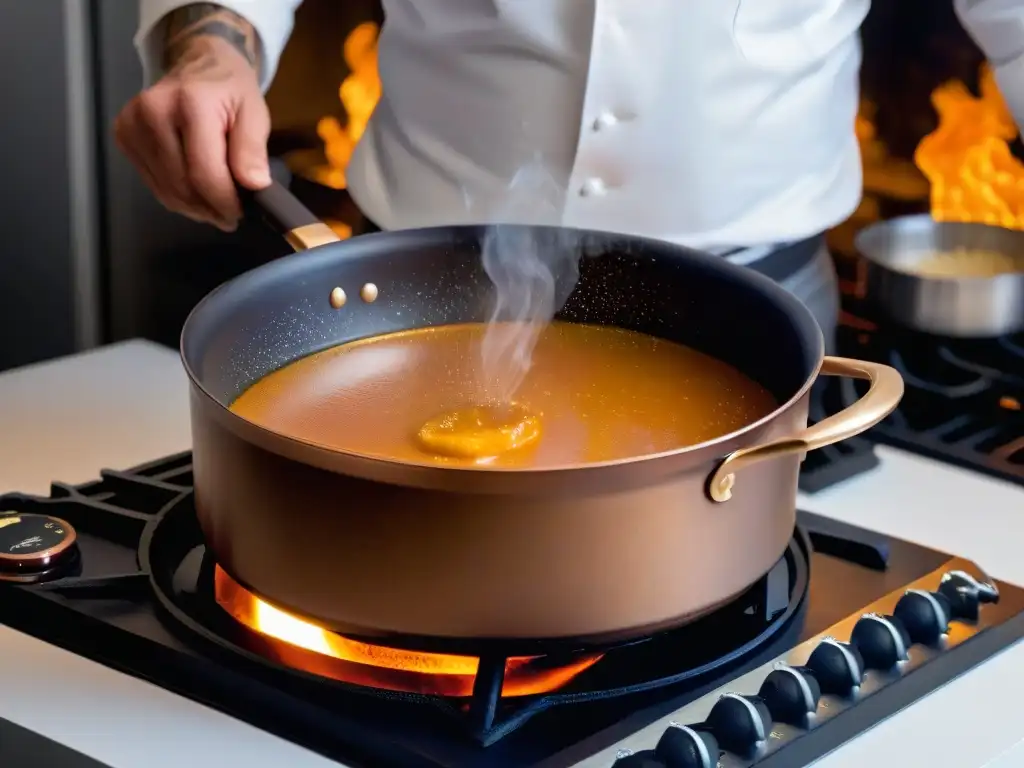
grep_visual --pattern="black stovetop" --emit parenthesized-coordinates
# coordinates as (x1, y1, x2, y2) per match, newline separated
(798, 257, 1024, 494)
(829, 299, 1023, 484)
(0, 453, 1022, 768)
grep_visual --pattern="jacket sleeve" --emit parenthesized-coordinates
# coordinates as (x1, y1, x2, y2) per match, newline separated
(136, 0, 303, 91)
(955, 0, 1024, 128)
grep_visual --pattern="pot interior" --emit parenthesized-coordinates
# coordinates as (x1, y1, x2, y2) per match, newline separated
(856, 214, 1024, 277)
(182, 226, 823, 417)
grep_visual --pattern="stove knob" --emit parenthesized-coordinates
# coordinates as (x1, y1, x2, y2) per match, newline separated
(938, 570, 999, 622)
(655, 724, 719, 768)
(850, 614, 911, 670)
(0, 512, 78, 580)
(705, 693, 772, 755)
(758, 665, 821, 724)
(612, 749, 662, 767)
(893, 589, 951, 644)
(804, 637, 864, 696)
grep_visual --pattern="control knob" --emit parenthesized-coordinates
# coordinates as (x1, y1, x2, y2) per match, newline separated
(612, 749, 662, 767)
(0, 512, 79, 583)
(893, 589, 951, 645)
(758, 665, 821, 724)
(938, 570, 999, 622)
(850, 614, 911, 670)
(804, 637, 863, 696)
(705, 693, 772, 756)
(655, 723, 719, 768)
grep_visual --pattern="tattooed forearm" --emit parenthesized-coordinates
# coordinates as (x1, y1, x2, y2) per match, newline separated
(162, 3, 259, 72)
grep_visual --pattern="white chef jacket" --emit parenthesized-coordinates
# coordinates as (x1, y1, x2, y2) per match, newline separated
(136, 0, 1024, 251)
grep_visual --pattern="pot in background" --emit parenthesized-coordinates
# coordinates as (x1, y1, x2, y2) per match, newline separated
(855, 214, 1024, 337)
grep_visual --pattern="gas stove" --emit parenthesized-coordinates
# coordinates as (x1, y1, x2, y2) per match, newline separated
(0, 452, 1022, 768)
(1, 261, 1022, 767)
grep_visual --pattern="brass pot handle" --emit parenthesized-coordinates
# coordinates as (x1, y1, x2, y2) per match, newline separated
(706, 356, 904, 503)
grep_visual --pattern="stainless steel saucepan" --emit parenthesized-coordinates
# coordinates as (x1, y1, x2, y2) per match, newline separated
(855, 214, 1024, 337)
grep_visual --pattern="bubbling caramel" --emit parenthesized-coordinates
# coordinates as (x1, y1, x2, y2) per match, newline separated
(228, 322, 778, 468)
(416, 402, 541, 462)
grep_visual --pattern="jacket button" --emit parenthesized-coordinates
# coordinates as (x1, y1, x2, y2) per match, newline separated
(579, 178, 607, 197)
(592, 111, 618, 131)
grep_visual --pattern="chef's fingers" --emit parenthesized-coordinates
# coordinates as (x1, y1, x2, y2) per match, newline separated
(114, 89, 220, 226)
(117, 136, 173, 212)
(228, 94, 273, 191)
(178, 89, 242, 230)
(138, 97, 223, 226)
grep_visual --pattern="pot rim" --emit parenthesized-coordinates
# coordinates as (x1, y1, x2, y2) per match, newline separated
(180, 224, 825, 486)
(855, 213, 1024, 286)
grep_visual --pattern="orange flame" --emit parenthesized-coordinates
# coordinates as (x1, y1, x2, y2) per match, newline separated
(214, 566, 602, 697)
(314, 22, 382, 190)
(914, 65, 1024, 228)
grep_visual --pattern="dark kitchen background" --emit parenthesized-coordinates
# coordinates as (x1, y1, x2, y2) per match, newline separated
(0, 0, 1006, 371)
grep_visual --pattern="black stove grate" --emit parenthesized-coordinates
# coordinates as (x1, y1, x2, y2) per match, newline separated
(799, 258, 1023, 492)
(828, 285, 1023, 488)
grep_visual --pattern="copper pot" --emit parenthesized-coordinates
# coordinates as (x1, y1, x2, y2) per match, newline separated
(181, 183, 903, 650)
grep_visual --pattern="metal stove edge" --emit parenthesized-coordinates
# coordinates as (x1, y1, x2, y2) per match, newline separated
(569, 557, 1024, 767)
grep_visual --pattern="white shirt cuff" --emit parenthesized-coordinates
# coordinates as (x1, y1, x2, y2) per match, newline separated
(993, 54, 1024, 134)
(135, 0, 301, 91)
(955, 0, 1024, 130)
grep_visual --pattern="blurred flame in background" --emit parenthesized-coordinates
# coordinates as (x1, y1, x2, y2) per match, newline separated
(914, 64, 1024, 228)
(855, 63, 1024, 228)
(314, 22, 381, 191)
(836, 63, 1024, 260)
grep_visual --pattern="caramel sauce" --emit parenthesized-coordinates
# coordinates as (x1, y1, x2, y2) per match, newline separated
(228, 322, 777, 468)
(416, 402, 542, 460)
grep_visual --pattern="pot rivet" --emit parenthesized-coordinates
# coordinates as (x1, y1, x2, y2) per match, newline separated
(329, 287, 347, 309)
(360, 283, 379, 303)
(713, 473, 735, 503)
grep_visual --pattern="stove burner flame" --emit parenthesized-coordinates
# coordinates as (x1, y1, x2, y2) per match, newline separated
(214, 567, 603, 697)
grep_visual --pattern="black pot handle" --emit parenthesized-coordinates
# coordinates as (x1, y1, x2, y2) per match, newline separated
(236, 166, 340, 252)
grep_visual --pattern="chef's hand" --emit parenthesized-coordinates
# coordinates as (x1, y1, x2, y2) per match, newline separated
(114, 32, 271, 232)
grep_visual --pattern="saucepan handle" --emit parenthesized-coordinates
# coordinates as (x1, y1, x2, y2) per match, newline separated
(706, 356, 904, 503)
(237, 180, 341, 253)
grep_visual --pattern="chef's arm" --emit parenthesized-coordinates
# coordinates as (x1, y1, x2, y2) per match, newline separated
(955, 0, 1024, 128)
(136, 1, 303, 89)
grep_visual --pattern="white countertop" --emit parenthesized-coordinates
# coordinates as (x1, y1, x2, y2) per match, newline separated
(0, 339, 1022, 768)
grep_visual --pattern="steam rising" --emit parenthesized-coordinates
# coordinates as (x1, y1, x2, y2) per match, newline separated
(478, 160, 581, 402)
